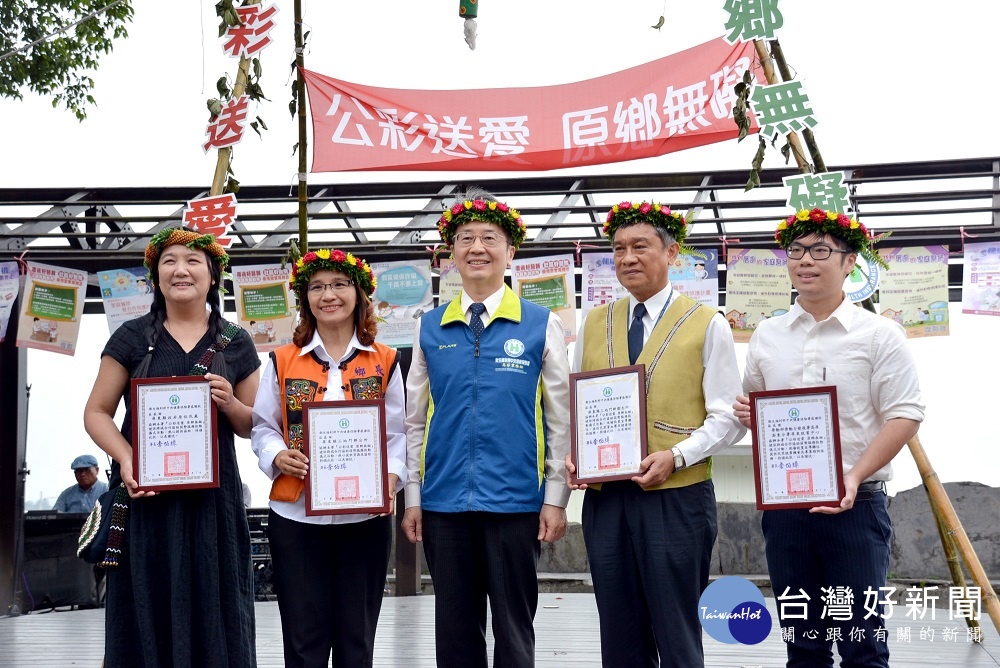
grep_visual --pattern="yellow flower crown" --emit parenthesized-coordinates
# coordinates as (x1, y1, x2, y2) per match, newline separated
(289, 248, 377, 296)
(438, 198, 527, 248)
(776, 208, 890, 269)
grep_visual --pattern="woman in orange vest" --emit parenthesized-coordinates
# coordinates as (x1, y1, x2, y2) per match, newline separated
(250, 248, 404, 668)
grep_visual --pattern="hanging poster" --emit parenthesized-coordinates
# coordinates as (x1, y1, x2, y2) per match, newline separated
(15, 261, 87, 356)
(371, 260, 434, 348)
(97, 266, 154, 335)
(580, 252, 627, 326)
(0, 261, 20, 343)
(670, 249, 719, 310)
(725, 249, 791, 343)
(878, 246, 950, 338)
(232, 264, 295, 351)
(437, 258, 464, 305)
(961, 240, 1000, 316)
(510, 254, 576, 343)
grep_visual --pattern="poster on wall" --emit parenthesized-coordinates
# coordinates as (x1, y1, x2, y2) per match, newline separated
(97, 267, 154, 335)
(580, 253, 627, 326)
(371, 260, 434, 348)
(15, 261, 87, 356)
(0, 261, 20, 343)
(961, 240, 1000, 316)
(510, 254, 576, 343)
(670, 249, 719, 310)
(231, 264, 295, 351)
(725, 249, 791, 343)
(878, 246, 949, 338)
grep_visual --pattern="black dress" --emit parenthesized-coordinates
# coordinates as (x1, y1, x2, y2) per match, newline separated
(102, 313, 261, 668)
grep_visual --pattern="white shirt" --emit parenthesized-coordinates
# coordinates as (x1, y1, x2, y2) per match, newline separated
(250, 330, 407, 525)
(743, 295, 925, 481)
(572, 282, 747, 465)
(404, 285, 572, 510)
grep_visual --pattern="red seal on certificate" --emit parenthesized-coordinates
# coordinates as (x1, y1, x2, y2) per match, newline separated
(164, 452, 190, 477)
(597, 443, 621, 470)
(334, 476, 360, 501)
(786, 469, 814, 496)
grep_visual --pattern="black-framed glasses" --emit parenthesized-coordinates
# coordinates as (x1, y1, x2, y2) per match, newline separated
(454, 231, 506, 247)
(786, 244, 851, 261)
(307, 280, 354, 295)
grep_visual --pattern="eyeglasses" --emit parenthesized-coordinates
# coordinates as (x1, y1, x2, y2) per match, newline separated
(454, 231, 507, 248)
(786, 244, 852, 261)
(307, 281, 354, 295)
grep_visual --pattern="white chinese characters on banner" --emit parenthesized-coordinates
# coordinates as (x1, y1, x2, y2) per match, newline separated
(510, 255, 576, 343)
(878, 247, 949, 338)
(182, 194, 238, 248)
(97, 267, 154, 335)
(231, 264, 295, 352)
(725, 249, 790, 344)
(15, 262, 87, 356)
(0, 261, 20, 343)
(371, 261, 434, 348)
(962, 241, 1000, 316)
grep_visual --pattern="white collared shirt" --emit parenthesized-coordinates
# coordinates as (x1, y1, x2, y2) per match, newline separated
(743, 295, 925, 481)
(572, 282, 747, 465)
(250, 330, 406, 525)
(404, 285, 572, 510)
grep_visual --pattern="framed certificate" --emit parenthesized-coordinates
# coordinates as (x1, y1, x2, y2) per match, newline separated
(131, 376, 219, 492)
(302, 399, 390, 516)
(569, 365, 648, 485)
(749, 386, 844, 510)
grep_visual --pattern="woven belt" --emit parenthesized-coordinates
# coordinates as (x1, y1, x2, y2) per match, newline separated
(855, 480, 887, 501)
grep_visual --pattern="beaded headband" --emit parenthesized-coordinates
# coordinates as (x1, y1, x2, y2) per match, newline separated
(144, 228, 230, 271)
(290, 249, 377, 296)
(438, 198, 527, 248)
(776, 208, 889, 269)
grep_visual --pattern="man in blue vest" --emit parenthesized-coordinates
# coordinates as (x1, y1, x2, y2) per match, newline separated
(402, 187, 571, 668)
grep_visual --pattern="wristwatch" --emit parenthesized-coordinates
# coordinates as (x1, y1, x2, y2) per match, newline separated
(671, 446, 686, 471)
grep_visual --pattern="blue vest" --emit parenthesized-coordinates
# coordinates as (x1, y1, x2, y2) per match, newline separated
(418, 287, 549, 513)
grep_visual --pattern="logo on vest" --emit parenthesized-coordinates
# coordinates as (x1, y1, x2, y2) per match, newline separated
(503, 339, 525, 357)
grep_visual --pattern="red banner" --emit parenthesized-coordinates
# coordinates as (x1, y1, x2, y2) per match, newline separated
(304, 38, 761, 173)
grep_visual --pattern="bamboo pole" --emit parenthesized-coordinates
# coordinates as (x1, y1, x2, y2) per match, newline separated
(907, 435, 999, 635)
(294, 0, 309, 253)
(766, 39, 827, 173)
(928, 493, 981, 634)
(752, 40, 810, 174)
(211, 1, 260, 196)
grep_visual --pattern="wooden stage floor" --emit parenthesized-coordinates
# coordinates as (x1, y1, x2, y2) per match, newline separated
(1, 593, 998, 667)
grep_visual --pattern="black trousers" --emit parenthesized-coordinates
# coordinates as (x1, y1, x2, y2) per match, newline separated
(582, 480, 717, 668)
(422, 510, 541, 668)
(267, 510, 392, 668)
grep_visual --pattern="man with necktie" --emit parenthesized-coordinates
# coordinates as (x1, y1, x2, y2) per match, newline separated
(402, 187, 571, 668)
(567, 200, 745, 668)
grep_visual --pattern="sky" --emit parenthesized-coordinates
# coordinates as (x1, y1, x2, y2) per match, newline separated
(3, 0, 1000, 508)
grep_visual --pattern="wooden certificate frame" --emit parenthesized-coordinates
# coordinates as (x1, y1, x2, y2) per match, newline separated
(131, 376, 219, 492)
(569, 365, 648, 485)
(302, 399, 390, 516)
(749, 386, 844, 510)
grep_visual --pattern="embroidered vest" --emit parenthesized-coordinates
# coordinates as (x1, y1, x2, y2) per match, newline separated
(269, 342, 399, 502)
(581, 292, 716, 491)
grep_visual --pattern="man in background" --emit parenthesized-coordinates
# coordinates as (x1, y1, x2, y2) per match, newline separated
(52, 454, 107, 513)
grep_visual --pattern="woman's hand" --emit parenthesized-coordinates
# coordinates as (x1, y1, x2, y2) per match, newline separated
(373, 473, 400, 517)
(205, 373, 236, 414)
(274, 449, 309, 479)
(120, 456, 156, 499)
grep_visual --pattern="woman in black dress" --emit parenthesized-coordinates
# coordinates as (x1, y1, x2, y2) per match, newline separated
(83, 227, 261, 668)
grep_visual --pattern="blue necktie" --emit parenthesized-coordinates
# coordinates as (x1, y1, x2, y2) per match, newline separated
(628, 303, 647, 365)
(470, 302, 486, 339)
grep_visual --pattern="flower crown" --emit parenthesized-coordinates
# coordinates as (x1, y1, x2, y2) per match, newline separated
(776, 208, 890, 269)
(603, 201, 704, 256)
(438, 198, 527, 248)
(290, 248, 377, 296)
(144, 227, 229, 271)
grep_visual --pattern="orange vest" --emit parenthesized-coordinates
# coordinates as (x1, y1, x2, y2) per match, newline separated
(268, 342, 399, 502)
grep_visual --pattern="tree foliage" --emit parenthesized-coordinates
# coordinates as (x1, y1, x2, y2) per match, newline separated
(0, 1, 134, 121)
